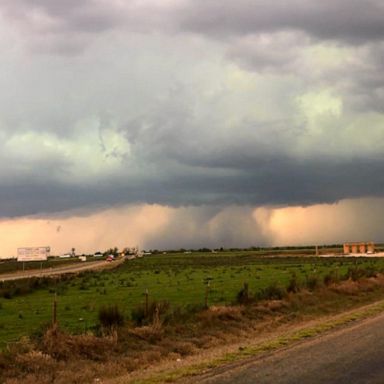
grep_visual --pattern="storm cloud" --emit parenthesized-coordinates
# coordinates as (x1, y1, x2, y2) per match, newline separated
(0, 0, 383, 225)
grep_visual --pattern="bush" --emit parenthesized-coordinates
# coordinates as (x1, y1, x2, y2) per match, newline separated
(236, 283, 250, 304)
(130, 306, 146, 326)
(323, 270, 340, 286)
(257, 282, 286, 300)
(306, 274, 321, 291)
(346, 267, 366, 281)
(366, 267, 378, 278)
(3, 290, 13, 299)
(40, 326, 116, 361)
(0, 276, 55, 300)
(287, 272, 300, 293)
(98, 304, 124, 329)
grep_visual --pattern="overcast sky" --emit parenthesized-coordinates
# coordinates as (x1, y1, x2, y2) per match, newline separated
(0, 1, 383, 255)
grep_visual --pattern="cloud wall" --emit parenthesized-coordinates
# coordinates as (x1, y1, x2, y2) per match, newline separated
(1, 198, 383, 257)
(0, 1, 383, 252)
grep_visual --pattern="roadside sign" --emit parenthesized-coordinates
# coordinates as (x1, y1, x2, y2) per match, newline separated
(17, 247, 50, 262)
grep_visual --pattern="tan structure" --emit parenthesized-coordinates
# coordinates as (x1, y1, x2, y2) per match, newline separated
(367, 242, 375, 253)
(343, 242, 375, 255)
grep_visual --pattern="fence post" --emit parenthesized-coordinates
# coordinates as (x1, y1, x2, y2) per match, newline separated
(52, 292, 57, 326)
(243, 282, 249, 302)
(144, 288, 149, 317)
(204, 281, 210, 309)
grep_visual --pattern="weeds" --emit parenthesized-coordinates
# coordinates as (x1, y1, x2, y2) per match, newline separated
(323, 270, 340, 286)
(98, 305, 124, 330)
(257, 282, 287, 300)
(305, 274, 321, 291)
(131, 300, 171, 326)
(236, 282, 250, 304)
(287, 272, 300, 293)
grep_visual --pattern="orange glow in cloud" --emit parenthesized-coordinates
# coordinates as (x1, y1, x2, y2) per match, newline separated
(0, 204, 171, 258)
(0, 198, 383, 258)
(263, 197, 384, 245)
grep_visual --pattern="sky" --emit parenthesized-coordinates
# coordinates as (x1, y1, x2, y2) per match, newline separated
(0, 0, 384, 256)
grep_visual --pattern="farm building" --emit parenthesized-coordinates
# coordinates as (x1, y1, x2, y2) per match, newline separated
(343, 242, 375, 255)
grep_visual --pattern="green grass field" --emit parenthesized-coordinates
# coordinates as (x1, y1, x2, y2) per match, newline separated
(1, 251, 384, 348)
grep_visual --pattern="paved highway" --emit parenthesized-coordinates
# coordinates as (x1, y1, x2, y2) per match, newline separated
(0, 258, 124, 281)
(194, 312, 384, 384)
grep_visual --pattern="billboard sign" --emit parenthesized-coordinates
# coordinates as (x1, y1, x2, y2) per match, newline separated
(17, 247, 50, 262)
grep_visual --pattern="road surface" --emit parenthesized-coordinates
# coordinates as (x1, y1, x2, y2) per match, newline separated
(0, 258, 124, 281)
(193, 312, 384, 384)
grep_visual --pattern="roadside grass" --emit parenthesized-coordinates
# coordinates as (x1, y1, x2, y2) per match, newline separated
(3, 272, 384, 383)
(136, 300, 384, 384)
(1, 253, 384, 347)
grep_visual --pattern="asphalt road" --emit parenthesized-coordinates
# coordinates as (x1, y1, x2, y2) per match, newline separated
(196, 312, 384, 384)
(0, 258, 124, 281)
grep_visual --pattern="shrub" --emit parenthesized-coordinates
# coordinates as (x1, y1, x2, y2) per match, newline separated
(257, 282, 286, 300)
(182, 303, 206, 316)
(3, 290, 13, 299)
(41, 326, 116, 361)
(323, 270, 339, 286)
(98, 305, 124, 329)
(346, 267, 366, 281)
(236, 283, 250, 304)
(287, 272, 300, 293)
(130, 305, 146, 326)
(306, 274, 321, 291)
(79, 283, 89, 291)
(365, 266, 378, 278)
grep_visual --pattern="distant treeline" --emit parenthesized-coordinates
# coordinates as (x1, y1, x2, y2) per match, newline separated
(146, 244, 345, 254)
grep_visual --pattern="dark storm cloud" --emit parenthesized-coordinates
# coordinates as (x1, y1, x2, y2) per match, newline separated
(337, 43, 384, 113)
(1, 154, 384, 218)
(3, 0, 384, 52)
(0, 0, 177, 54)
(178, 0, 384, 44)
(0, 0, 384, 221)
(0, 0, 121, 33)
(176, 0, 384, 114)
(5, 0, 380, 114)
(3, 0, 384, 40)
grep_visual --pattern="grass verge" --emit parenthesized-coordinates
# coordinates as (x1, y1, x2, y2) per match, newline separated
(3, 272, 384, 383)
(125, 299, 384, 384)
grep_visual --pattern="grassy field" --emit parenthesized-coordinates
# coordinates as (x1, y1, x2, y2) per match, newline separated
(1, 251, 384, 347)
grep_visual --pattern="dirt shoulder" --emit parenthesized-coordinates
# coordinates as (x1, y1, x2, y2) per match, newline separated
(107, 279, 384, 384)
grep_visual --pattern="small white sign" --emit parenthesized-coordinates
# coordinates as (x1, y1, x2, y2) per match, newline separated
(17, 247, 50, 262)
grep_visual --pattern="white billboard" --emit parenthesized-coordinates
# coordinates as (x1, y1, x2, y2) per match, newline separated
(17, 247, 50, 262)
